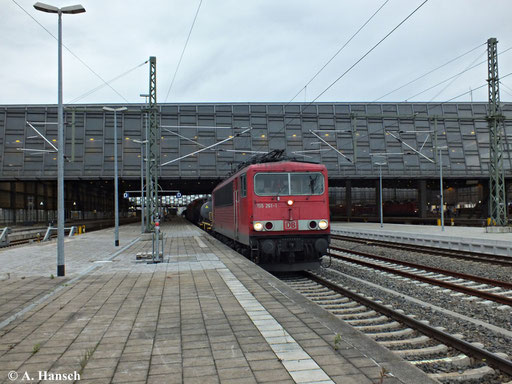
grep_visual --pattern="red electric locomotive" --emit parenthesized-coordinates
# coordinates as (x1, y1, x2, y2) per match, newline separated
(212, 159, 330, 271)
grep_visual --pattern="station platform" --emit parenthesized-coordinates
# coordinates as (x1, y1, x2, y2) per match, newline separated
(0, 219, 435, 384)
(331, 222, 512, 257)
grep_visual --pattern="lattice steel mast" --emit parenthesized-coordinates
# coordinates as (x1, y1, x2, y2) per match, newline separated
(145, 56, 159, 231)
(487, 38, 508, 226)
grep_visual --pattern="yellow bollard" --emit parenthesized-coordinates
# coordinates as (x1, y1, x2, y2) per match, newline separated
(487, 217, 491, 226)
(78, 226, 82, 235)
(437, 219, 441, 226)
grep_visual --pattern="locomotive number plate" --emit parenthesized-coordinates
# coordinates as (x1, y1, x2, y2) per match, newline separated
(284, 220, 298, 230)
(256, 203, 278, 209)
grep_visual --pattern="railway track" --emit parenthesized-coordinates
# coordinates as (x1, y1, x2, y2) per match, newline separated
(331, 234, 512, 267)
(327, 246, 512, 307)
(281, 271, 512, 382)
(0, 218, 139, 249)
(0, 228, 50, 248)
(5, 236, 53, 247)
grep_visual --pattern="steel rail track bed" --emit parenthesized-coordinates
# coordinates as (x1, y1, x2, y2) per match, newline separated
(327, 247, 512, 306)
(329, 245, 512, 290)
(331, 234, 512, 267)
(296, 271, 512, 378)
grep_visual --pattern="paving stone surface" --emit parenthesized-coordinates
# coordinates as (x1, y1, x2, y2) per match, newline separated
(0, 219, 436, 383)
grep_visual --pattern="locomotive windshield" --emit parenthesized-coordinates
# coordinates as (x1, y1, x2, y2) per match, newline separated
(254, 172, 324, 196)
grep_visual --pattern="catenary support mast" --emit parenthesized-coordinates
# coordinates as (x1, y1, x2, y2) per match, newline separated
(145, 56, 159, 231)
(487, 38, 508, 226)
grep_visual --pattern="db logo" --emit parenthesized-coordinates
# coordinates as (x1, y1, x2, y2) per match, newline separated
(284, 220, 297, 230)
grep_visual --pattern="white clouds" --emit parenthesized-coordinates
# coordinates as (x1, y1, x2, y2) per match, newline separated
(2, 0, 512, 105)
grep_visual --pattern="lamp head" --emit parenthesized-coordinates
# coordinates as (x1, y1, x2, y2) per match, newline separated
(34, 2, 85, 14)
(34, 2, 59, 13)
(103, 106, 128, 112)
(61, 4, 86, 14)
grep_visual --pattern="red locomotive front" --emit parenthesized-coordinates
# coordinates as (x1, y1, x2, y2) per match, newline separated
(212, 160, 330, 271)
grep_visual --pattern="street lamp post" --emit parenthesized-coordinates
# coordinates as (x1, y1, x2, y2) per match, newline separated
(34, 2, 86, 277)
(375, 162, 387, 228)
(103, 106, 127, 246)
(133, 139, 147, 233)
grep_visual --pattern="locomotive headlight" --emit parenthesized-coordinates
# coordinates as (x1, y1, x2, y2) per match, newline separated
(253, 222, 263, 231)
(287, 199, 294, 206)
(318, 219, 328, 230)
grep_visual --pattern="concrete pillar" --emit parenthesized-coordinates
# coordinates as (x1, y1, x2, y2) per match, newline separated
(10, 181, 16, 225)
(81, 184, 86, 219)
(26, 182, 35, 223)
(418, 180, 427, 218)
(345, 180, 352, 220)
(24, 183, 28, 223)
(72, 183, 80, 219)
(375, 179, 380, 217)
(43, 183, 49, 224)
(481, 179, 490, 218)
(35, 182, 40, 223)
(51, 181, 57, 224)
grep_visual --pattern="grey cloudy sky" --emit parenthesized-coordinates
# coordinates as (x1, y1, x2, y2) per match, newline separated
(2, 0, 512, 105)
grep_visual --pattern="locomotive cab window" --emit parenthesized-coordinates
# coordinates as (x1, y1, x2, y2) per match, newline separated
(290, 173, 324, 195)
(240, 174, 247, 197)
(254, 172, 324, 196)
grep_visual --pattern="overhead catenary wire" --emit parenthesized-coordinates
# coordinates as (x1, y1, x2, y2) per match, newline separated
(164, 0, 204, 103)
(500, 81, 512, 93)
(356, 85, 488, 143)
(161, 127, 252, 166)
(346, 72, 512, 161)
(11, 0, 130, 103)
(373, 42, 486, 101)
(405, 46, 512, 101)
(309, 0, 429, 104)
(285, 71, 512, 165)
(499, 81, 512, 98)
(436, 72, 512, 105)
(171, 44, 508, 170)
(501, 88, 512, 99)
(275, 41, 508, 163)
(348, 72, 512, 151)
(164, 0, 392, 163)
(427, 51, 486, 101)
(289, 0, 391, 104)
(66, 60, 148, 104)
(251, 0, 430, 159)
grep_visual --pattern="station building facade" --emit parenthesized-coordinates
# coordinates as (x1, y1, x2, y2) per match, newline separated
(0, 102, 510, 225)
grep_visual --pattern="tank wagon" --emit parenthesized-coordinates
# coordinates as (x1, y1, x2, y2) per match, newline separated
(184, 197, 208, 224)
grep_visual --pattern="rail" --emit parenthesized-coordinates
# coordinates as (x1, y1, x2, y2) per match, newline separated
(332, 228, 512, 257)
(305, 271, 512, 376)
(327, 248, 512, 306)
(329, 244, 512, 289)
(331, 233, 512, 266)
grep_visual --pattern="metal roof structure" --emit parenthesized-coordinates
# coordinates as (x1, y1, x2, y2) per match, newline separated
(1, 102, 511, 181)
